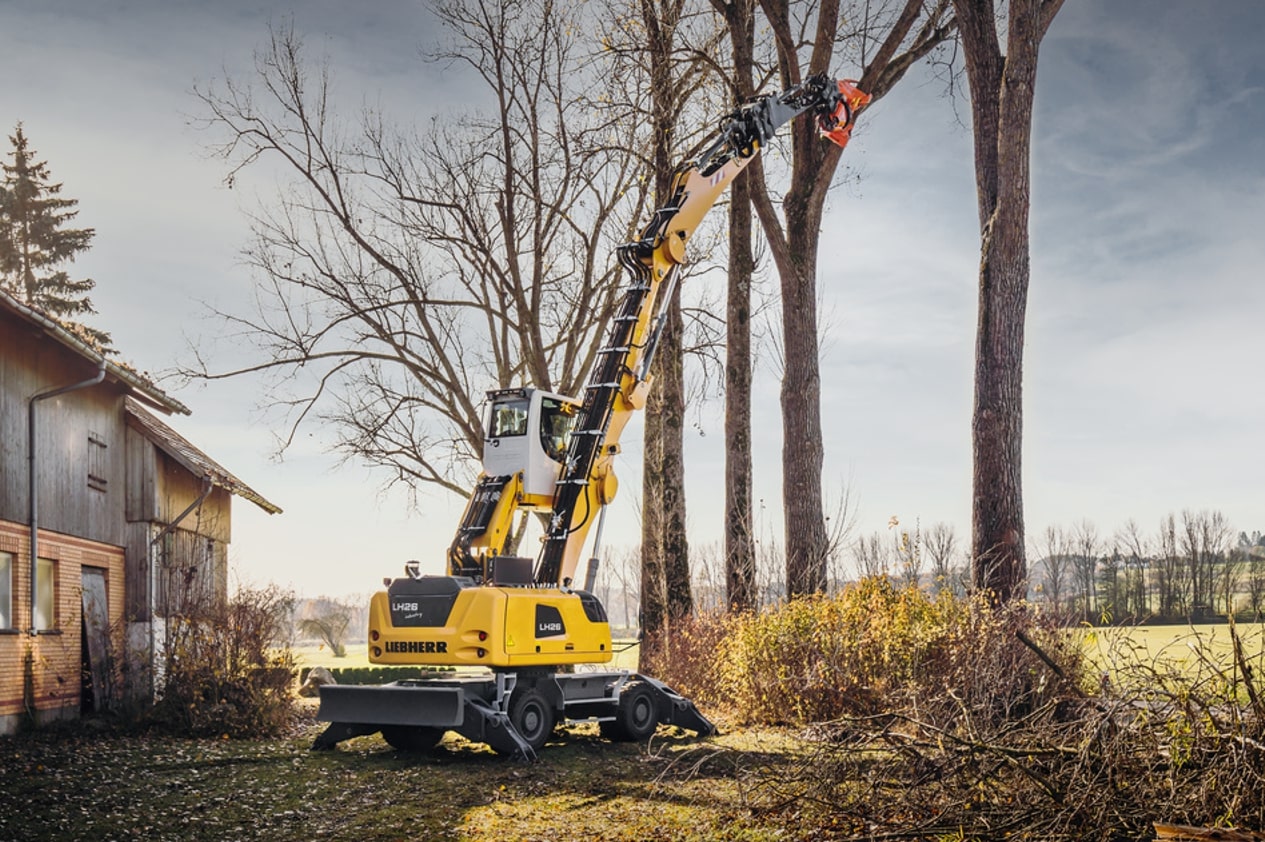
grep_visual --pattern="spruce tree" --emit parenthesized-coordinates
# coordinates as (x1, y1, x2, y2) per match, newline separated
(0, 123, 110, 349)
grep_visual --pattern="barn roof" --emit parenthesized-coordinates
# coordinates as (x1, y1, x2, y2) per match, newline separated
(0, 287, 190, 416)
(125, 397, 282, 515)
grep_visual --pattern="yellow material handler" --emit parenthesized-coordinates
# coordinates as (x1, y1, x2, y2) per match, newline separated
(313, 73, 870, 758)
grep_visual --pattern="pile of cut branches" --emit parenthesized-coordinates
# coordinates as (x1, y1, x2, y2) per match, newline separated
(729, 619, 1265, 841)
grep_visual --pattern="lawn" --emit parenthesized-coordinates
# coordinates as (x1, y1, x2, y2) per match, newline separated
(1078, 621, 1265, 678)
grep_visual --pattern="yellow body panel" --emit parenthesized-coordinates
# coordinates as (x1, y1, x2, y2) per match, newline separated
(368, 585, 612, 669)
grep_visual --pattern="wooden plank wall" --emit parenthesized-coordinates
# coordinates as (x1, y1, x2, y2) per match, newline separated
(0, 315, 129, 547)
(123, 438, 235, 619)
(124, 424, 158, 524)
(155, 456, 232, 544)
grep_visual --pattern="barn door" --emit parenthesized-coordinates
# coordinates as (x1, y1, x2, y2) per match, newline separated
(81, 568, 110, 712)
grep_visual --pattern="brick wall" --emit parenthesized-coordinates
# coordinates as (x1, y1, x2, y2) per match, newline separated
(0, 519, 126, 732)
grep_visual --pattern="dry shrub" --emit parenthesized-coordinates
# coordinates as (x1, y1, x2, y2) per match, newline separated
(648, 611, 735, 706)
(697, 578, 1071, 726)
(151, 583, 297, 738)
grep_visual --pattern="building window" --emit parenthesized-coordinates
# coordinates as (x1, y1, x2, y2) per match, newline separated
(0, 552, 11, 629)
(87, 431, 108, 492)
(34, 558, 55, 631)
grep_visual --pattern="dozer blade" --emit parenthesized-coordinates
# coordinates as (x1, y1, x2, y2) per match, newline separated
(311, 682, 465, 752)
(316, 683, 465, 728)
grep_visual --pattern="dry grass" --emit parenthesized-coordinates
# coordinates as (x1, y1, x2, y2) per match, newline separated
(0, 703, 805, 842)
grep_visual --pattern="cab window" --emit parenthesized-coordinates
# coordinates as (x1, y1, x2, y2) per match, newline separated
(539, 398, 578, 462)
(488, 397, 530, 438)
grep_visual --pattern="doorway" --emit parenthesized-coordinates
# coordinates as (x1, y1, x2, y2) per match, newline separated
(81, 567, 109, 713)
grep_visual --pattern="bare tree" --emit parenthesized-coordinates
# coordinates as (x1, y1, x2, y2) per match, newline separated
(1241, 531, 1265, 618)
(852, 531, 891, 580)
(1180, 509, 1232, 618)
(823, 485, 860, 592)
(1204, 508, 1234, 614)
(1098, 548, 1122, 624)
(750, 0, 955, 596)
(1035, 524, 1069, 620)
(689, 541, 729, 611)
(296, 599, 352, 658)
(1222, 543, 1246, 618)
(707, 0, 761, 612)
(188, 5, 646, 500)
(596, 0, 721, 669)
(1247, 558, 1265, 620)
(925, 521, 960, 594)
(594, 546, 642, 631)
(1155, 513, 1183, 619)
(954, 0, 1065, 600)
(895, 519, 925, 589)
(1115, 518, 1151, 620)
(1070, 520, 1099, 622)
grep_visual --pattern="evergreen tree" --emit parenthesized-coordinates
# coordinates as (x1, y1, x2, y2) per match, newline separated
(0, 123, 110, 349)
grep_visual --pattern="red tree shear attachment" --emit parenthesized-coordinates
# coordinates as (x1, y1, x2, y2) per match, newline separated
(819, 79, 871, 149)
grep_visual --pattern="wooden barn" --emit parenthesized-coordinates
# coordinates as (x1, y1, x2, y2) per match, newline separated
(0, 288, 280, 734)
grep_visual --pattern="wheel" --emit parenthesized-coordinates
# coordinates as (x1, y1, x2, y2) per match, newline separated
(508, 688, 556, 752)
(380, 725, 444, 752)
(600, 681, 659, 742)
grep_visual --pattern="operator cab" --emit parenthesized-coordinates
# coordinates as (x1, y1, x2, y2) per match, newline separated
(483, 388, 581, 498)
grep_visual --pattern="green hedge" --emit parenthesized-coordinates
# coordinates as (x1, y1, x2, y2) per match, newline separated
(300, 666, 455, 686)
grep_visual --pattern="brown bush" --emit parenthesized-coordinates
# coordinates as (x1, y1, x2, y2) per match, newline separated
(151, 583, 297, 738)
(644, 610, 734, 706)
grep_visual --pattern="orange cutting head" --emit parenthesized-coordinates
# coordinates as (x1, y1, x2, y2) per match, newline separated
(819, 79, 871, 149)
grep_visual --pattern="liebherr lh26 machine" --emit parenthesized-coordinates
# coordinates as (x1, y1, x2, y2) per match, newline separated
(313, 73, 870, 759)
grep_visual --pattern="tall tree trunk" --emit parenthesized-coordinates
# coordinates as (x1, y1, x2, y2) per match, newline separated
(752, 0, 841, 597)
(712, 0, 757, 611)
(639, 0, 692, 672)
(640, 401, 667, 665)
(724, 170, 757, 609)
(778, 190, 830, 595)
(660, 285, 692, 623)
(954, 0, 1064, 601)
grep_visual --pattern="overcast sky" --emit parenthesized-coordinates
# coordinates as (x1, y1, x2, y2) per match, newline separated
(3, 0, 1263, 597)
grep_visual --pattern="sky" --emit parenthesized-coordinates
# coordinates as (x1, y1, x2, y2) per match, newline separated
(2, 0, 1263, 597)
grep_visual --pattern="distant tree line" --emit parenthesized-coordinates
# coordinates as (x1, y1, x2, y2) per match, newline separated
(1033, 512, 1265, 624)
(787, 510, 1265, 625)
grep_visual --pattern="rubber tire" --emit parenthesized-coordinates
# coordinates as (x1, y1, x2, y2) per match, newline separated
(380, 725, 444, 752)
(509, 688, 556, 753)
(600, 682, 659, 742)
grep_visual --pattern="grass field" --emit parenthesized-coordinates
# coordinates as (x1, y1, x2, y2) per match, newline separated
(1077, 616, 1265, 662)
(1077, 621, 1265, 682)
